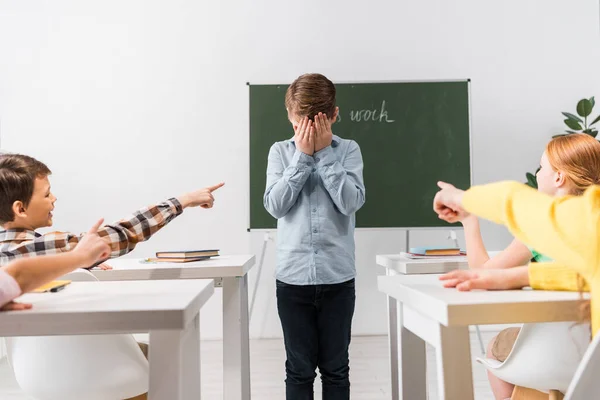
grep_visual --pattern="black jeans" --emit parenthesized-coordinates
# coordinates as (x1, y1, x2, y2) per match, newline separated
(276, 278, 356, 400)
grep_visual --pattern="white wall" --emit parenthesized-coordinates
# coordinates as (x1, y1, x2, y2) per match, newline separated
(0, 0, 599, 339)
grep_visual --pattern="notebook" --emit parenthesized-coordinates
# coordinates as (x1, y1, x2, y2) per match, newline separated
(32, 280, 71, 293)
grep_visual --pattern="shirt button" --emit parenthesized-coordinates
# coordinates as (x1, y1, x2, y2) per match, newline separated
(314, 249, 318, 254)
(312, 208, 316, 213)
(313, 229, 317, 233)
(312, 167, 316, 172)
(315, 157, 320, 162)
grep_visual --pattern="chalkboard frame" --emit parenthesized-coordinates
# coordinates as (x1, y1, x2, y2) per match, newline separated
(247, 79, 472, 231)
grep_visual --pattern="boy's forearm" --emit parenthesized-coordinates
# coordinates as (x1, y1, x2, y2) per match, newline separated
(316, 146, 365, 215)
(177, 194, 193, 209)
(98, 198, 183, 258)
(264, 151, 313, 219)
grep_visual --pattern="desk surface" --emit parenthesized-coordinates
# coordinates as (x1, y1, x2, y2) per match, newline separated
(92, 255, 256, 281)
(378, 274, 587, 326)
(0, 280, 214, 336)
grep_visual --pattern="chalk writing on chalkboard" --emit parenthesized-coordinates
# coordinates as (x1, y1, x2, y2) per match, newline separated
(337, 100, 395, 123)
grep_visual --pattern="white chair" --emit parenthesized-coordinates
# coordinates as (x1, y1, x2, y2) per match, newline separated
(6, 269, 149, 400)
(477, 322, 590, 396)
(564, 326, 600, 399)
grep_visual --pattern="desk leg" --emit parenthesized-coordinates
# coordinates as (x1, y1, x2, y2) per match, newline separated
(398, 303, 427, 400)
(436, 325, 474, 400)
(387, 295, 400, 400)
(149, 313, 201, 400)
(223, 276, 251, 400)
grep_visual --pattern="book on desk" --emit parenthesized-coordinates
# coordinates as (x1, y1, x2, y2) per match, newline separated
(147, 249, 220, 263)
(408, 247, 466, 258)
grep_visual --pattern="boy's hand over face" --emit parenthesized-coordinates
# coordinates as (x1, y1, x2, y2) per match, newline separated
(293, 117, 315, 156)
(314, 112, 333, 153)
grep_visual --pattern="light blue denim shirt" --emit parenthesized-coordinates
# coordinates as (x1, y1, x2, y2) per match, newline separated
(264, 134, 366, 285)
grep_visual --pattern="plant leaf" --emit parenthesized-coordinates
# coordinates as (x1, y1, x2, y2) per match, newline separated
(562, 112, 583, 123)
(525, 172, 538, 189)
(564, 118, 583, 130)
(584, 129, 599, 138)
(577, 99, 593, 117)
(590, 114, 600, 126)
(591, 97, 596, 108)
(554, 133, 569, 137)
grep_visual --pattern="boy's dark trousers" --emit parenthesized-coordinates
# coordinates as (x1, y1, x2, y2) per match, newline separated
(276, 278, 356, 400)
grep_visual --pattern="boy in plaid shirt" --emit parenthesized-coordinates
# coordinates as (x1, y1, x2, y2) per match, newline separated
(0, 153, 223, 266)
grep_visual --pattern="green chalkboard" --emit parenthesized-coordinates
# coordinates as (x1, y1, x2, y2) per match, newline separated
(249, 80, 471, 229)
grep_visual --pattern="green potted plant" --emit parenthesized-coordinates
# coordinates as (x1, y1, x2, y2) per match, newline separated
(525, 97, 600, 188)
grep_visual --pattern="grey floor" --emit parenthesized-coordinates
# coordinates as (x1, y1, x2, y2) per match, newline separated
(0, 332, 497, 399)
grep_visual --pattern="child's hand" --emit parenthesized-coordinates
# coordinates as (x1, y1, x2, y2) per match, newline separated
(0, 301, 32, 311)
(314, 112, 333, 152)
(293, 117, 314, 155)
(75, 219, 111, 265)
(433, 182, 466, 223)
(439, 267, 529, 291)
(179, 183, 225, 209)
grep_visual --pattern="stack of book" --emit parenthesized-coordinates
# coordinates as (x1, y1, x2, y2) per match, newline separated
(147, 249, 220, 263)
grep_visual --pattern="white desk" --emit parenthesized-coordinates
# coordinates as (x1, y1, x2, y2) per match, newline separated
(377, 274, 585, 400)
(377, 253, 475, 400)
(0, 280, 214, 400)
(92, 255, 255, 400)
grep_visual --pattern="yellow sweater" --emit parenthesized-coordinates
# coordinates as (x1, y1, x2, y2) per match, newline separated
(463, 182, 600, 335)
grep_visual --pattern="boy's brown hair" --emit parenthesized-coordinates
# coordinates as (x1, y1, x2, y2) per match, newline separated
(285, 73, 337, 120)
(0, 154, 52, 224)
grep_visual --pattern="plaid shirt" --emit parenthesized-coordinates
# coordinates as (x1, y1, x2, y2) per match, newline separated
(0, 198, 183, 267)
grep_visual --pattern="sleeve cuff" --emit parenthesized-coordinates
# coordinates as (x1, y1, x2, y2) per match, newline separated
(291, 149, 315, 167)
(528, 262, 588, 291)
(167, 198, 184, 215)
(314, 146, 336, 167)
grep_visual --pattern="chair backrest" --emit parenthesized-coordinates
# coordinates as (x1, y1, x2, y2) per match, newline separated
(479, 322, 590, 393)
(565, 329, 600, 399)
(5, 268, 148, 400)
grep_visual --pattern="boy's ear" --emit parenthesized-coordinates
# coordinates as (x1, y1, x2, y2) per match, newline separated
(332, 107, 340, 123)
(12, 201, 26, 218)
